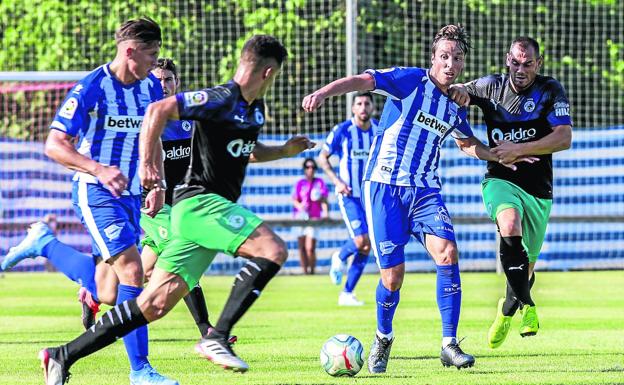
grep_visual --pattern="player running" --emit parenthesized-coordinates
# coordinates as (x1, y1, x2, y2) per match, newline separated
(38, 35, 313, 384)
(451, 36, 572, 348)
(318, 92, 378, 306)
(303, 24, 536, 373)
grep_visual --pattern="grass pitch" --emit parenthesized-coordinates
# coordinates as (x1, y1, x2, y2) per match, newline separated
(0, 271, 622, 385)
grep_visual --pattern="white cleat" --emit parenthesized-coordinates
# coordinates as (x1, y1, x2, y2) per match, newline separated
(329, 251, 346, 285)
(338, 291, 364, 306)
(195, 337, 249, 372)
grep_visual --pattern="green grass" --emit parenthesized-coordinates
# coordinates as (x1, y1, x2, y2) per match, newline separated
(0, 271, 623, 385)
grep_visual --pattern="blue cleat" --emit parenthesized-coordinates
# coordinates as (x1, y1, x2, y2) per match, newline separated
(129, 364, 179, 385)
(1, 222, 56, 271)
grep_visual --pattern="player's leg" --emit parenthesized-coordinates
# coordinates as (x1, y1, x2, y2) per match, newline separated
(363, 181, 410, 374)
(171, 193, 281, 371)
(330, 194, 359, 285)
(1, 220, 100, 302)
(74, 183, 174, 384)
(516, 194, 551, 337)
(304, 229, 317, 274)
(39, 265, 190, 385)
(413, 189, 474, 369)
(340, 197, 370, 305)
(482, 179, 534, 346)
(297, 234, 309, 274)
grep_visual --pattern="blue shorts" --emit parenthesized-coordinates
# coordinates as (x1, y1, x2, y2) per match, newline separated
(72, 182, 141, 261)
(362, 181, 456, 269)
(337, 194, 368, 238)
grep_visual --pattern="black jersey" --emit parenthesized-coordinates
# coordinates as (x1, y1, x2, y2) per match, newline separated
(141, 120, 192, 206)
(173, 81, 265, 203)
(465, 74, 572, 199)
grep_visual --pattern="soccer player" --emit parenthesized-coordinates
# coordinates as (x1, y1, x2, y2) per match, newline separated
(317, 92, 378, 306)
(303, 24, 535, 373)
(1, 58, 220, 343)
(451, 37, 572, 348)
(39, 35, 313, 384)
(40, 17, 177, 385)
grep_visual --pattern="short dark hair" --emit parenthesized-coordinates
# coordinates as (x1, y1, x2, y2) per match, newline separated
(510, 36, 541, 56)
(352, 92, 373, 105)
(156, 58, 178, 79)
(242, 35, 288, 69)
(115, 17, 162, 46)
(431, 24, 470, 55)
(303, 157, 317, 170)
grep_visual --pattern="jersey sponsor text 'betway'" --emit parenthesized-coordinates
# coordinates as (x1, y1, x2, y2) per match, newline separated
(413, 110, 451, 137)
(104, 115, 143, 133)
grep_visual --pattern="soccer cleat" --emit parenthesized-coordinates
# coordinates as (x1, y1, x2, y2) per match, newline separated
(205, 327, 238, 345)
(1, 221, 55, 271)
(78, 287, 100, 330)
(487, 297, 513, 348)
(129, 363, 179, 385)
(367, 334, 393, 373)
(440, 340, 475, 369)
(329, 251, 345, 285)
(39, 347, 70, 385)
(519, 304, 539, 337)
(195, 336, 249, 372)
(338, 291, 364, 306)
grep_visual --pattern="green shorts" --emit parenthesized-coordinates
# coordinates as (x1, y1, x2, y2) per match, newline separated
(140, 204, 172, 256)
(482, 178, 552, 262)
(156, 193, 263, 289)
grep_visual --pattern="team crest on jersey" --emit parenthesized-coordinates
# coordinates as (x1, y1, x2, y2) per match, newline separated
(158, 226, 169, 239)
(182, 121, 192, 131)
(523, 98, 535, 112)
(379, 240, 397, 255)
(254, 108, 264, 124)
(185, 91, 208, 107)
(227, 215, 245, 229)
(59, 97, 79, 119)
(104, 224, 123, 241)
(350, 219, 362, 229)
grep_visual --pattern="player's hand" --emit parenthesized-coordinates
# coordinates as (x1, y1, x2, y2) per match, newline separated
(142, 188, 165, 218)
(283, 136, 316, 157)
(139, 161, 162, 192)
(95, 165, 128, 198)
(302, 91, 327, 112)
(492, 140, 524, 164)
(335, 180, 352, 196)
(448, 84, 470, 107)
(499, 156, 540, 171)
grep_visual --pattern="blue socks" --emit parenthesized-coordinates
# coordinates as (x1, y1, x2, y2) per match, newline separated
(375, 279, 400, 335)
(117, 284, 149, 371)
(436, 264, 461, 339)
(338, 239, 358, 261)
(344, 253, 368, 292)
(42, 239, 99, 302)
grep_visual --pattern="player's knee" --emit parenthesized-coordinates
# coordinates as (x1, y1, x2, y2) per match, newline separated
(139, 291, 171, 321)
(381, 271, 404, 291)
(497, 220, 521, 237)
(354, 237, 370, 255)
(265, 236, 288, 265)
(433, 244, 458, 265)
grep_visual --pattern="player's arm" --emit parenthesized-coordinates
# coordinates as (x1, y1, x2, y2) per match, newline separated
(317, 149, 351, 196)
(45, 130, 129, 197)
(141, 140, 166, 218)
(455, 136, 539, 170)
(250, 136, 315, 162)
(302, 73, 374, 112)
(492, 125, 572, 164)
(139, 95, 179, 190)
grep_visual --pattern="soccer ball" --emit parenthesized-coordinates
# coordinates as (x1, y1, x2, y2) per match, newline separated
(320, 334, 364, 377)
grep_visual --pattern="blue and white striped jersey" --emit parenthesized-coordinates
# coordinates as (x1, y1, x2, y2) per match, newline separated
(363, 67, 473, 188)
(50, 63, 163, 195)
(322, 118, 378, 198)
